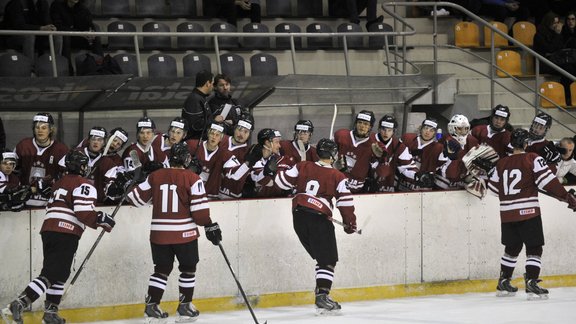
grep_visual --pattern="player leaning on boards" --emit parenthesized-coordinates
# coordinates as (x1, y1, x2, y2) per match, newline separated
(125, 142, 222, 322)
(475, 129, 576, 299)
(275, 138, 357, 314)
(3, 150, 116, 324)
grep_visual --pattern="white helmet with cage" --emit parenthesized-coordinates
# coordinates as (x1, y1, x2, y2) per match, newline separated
(447, 114, 470, 146)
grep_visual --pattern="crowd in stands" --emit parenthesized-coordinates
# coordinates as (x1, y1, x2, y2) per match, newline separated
(1, 70, 576, 211)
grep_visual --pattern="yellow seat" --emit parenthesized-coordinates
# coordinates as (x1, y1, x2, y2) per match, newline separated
(539, 81, 566, 108)
(496, 50, 522, 77)
(455, 22, 480, 47)
(570, 82, 576, 106)
(484, 21, 508, 47)
(512, 21, 536, 47)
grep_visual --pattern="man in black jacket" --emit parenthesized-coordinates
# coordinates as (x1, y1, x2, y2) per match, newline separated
(182, 70, 214, 140)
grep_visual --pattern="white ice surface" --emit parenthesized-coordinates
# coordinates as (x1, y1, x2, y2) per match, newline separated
(80, 287, 576, 324)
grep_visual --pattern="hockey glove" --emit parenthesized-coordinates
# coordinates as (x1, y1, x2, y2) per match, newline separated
(472, 157, 495, 173)
(342, 213, 357, 234)
(263, 155, 278, 177)
(371, 143, 386, 159)
(333, 155, 347, 172)
(188, 158, 202, 175)
(36, 178, 53, 199)
(245, 144, 263, 167)
(542, 142, 561, 164)
(415, 171, 435, 188)
(205, 222, 222, 245)
(7, 185, 33, 204)
(96, 211, 116, 232)
(443, 139, 462, 160)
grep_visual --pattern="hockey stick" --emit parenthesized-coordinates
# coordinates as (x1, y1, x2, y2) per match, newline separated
(218, 243, 267, 324)
(329, 217, 363, 235)
(329, 104, 338, 140)
(296, 139, 307, 161)
(62, 151, 142, 302)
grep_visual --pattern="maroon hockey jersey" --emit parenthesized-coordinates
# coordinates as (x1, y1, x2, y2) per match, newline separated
(280, 140, 319, 165)
(333, 129, 375, 192)
(488, 152, 568, 223)
(218, 136, 250, 199)
(471, 125, 511, 158)
(372, 135, 417, 192)
(40, 174, 99, 237)
(186, 139, 224, 199)
(127, 168, 212, 244)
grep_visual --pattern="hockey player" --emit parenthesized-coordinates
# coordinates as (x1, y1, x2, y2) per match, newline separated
(4, 150, 115, 324)
(482, 129, 576, 299)
(526, 112, 561, 164)
(186, 123, 225, 199)
(122, 117, 164, 174)
(249, 128, 291, 198)
(398, 117, 443, 191)
(471, 104, 512, 158)
(275, 138, 357, 314)
(15, 113, 69, 206)
(126, 142, 222, 321)
(280, 120, 319, 164)
(369, 115, 418, 192)
(333, 110, 376, 193)
(219, 116, 254, 199)
(0, 150, 32, 211)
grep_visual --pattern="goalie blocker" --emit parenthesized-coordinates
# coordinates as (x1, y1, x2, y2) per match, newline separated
(461, 143, 500, 199)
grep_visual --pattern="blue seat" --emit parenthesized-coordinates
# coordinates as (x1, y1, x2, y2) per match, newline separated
(337, 23, 364, 49)
(250, 53, 278, 76)
(306, 23, 333, 49)
(275, 22, 302, 50)
(209, 22, 238, 50)
(368, 22, 395, 49)
(242, 23, 270, 49)
(142, 22, 172, 50)
(0, 52, 33, 77)
(113, 53, 140, 76)
(107, 21, 137, 50)
(220, 53, 245, 77)
(177, 22, 206, 50)
(147, 54, 177, 77)
(35, 54, 70, 77)
(183, 53, 211, 77)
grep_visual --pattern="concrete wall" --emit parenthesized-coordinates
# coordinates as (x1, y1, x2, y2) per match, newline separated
(1, 188, 576, 310)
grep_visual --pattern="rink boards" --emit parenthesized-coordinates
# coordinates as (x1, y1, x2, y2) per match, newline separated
(1, 188, 576, 321)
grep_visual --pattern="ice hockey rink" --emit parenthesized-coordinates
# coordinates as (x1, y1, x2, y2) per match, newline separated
(76, 287, 576, 324)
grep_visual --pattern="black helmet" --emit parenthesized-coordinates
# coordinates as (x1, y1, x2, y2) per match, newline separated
(257, 128, 282, 146)
(88, 126, 107, 139)
(236, 115, 254, 131)
(353, 110, 375, 138)
(294, 120, 314, 133)
(317, 138, 338, 161)
(65, 149, 89, 176)
(529, 112, 552, 140)
(421, 117, 438, 129)
(169, 117, 189, 132)
(490, 105, 510, 131)
(510, 128, 530, 149)
(32, 112, 55, 126)
(169, 142, 192, 168)
(0, 149, 18, 164)
(136, 117, 156, 133)
(379, 115, 398, 130)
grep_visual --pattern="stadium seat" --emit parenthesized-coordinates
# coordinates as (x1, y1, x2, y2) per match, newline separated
(484, 21, 508, 47)
(142, 22, 172, 50)
(306, 23, 333, 49)
(183, 53, 211, 77)
(209, 23, 238, 50)
(571, 82, 576, 106)
(496, 50, 521, 77)
(297, 0, 322, 17)
(539, 81, 566, 108)
(275, 23, 302, 50)
(168, 0, 198, 17)
(266, 0, 292, 17)
(512, 21, 536, 47)
(35, 54, 70, 77)
(177, 22, 206, 50)
(0, 52, 33, 77)
(147, 53, 177, 78)
(250, 53, 278, 76)
(101, 0, 130, 17)
(107, 21, 137, 50)
(113, 53, 140, 76)
(135, 0, 168, 17)
(242, 23, 270, 49)
(368, 22, 394, 49)
(454, 21, 480, 48)
(337, 23, 364, 49)
(220, 53, 245, 77)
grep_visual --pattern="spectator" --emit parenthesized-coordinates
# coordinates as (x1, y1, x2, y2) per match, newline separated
(235, 0, 261, 24)
(562, 12, 576, 48)
(0, 0, 57, 58)
(204, 0, 261, 26)
(555, 137, 576, 184)
(208, 74, 247, 136)
(0, 117, 5, 150)
(329, 0, 383, 30)
(182, 70, 214, 140)
(50, 0, 103, 71)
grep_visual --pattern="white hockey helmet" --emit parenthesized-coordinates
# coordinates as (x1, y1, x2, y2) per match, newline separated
(447, 114, 470, 144)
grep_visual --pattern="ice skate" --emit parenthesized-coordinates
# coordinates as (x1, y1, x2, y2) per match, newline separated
(525, 274, 549, 300)
(175, 302, 199, 323)
(314, 293, 342, 316)
(496, 277, 518, 297)
(144, 297, 168, 324)
(3, 295, 30, 324)
(42, 302, 66, 324)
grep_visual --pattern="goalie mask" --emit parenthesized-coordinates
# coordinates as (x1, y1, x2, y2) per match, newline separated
(529, 112, 552, 140)
(510, 128, 530, 149)
(447, 114, 470, 145)
(317, 138, 338, 161)
(65, 150, 90, 177)
(490, 105, 510, 132)
(169, 142, 192, 168)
